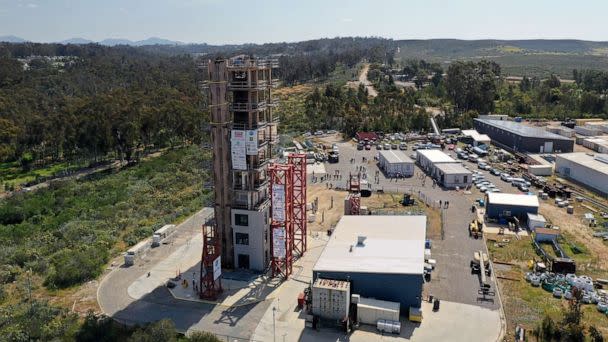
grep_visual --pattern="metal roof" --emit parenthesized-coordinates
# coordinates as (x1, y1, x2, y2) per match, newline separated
(379, 150, 414, 164)
(487, 193, 540, 207)
(313, 215, 426, 275)
(474, 118, 572, 140)
(556, 153, 608, 176)
(434, 163, 472, 175)
(416, 149, 458, 163)
(462, 129, 491, 142)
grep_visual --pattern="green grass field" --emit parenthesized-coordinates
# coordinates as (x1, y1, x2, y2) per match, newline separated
(0, 160, 88, 189)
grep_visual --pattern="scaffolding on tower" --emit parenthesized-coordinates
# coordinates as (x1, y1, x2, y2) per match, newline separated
(288, 153, 307, 257)
(199, 220, 222, 300)
(269, 163, 294, 280)
(348, 174, 361, 215)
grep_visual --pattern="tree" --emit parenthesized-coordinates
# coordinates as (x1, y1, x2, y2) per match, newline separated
(589, 326, 604, 342)
(188, 331, 222, 342)
(128, 319, 178, 342)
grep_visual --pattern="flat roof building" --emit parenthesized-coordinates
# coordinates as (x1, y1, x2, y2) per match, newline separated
(434, 163, 473, 189)
(474, 118, 574, 154)
(555, 153, 608, 195)
(461, 129, 491, 147)
(415, 149, 464, 185)
(313, 215, 426, 312)
(485, 192, 540, 221)
(378, 150, 414, 177)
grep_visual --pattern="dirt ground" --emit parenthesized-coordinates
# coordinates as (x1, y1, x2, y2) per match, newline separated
(539, 201, 608, 274)
(306, 184, 442, 239)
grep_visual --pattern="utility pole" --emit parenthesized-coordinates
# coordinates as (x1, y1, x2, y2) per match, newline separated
(273, 306, 277, 342)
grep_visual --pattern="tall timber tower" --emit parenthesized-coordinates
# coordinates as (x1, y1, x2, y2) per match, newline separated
(205, 56, 279, 271)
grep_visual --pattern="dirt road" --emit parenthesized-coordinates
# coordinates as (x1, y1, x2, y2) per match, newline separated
(347, 63, 378, 97)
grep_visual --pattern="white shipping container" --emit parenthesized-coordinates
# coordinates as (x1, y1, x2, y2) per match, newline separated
(357, 297, 400, 325)
(528, 165, 553, 176)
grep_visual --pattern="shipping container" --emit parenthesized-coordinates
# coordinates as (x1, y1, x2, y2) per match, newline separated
(357, 297, 400, 325)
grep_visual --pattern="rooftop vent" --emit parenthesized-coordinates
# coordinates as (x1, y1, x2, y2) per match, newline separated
(357, 235, 366, 246)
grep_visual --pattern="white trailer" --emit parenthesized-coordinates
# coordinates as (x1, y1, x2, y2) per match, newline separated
(152, 224, 176, 247)
(124, 239, 150, 266)
(356, 297, 400, 326)
(378, 150, 414, 176)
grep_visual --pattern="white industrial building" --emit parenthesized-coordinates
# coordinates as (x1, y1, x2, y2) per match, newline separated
(312, 215, 426, 312)
(434, 163, 473, 189)
(462, 129, 491, 146)
(378, 150, 414, 176)
(555, 153, 608, 195)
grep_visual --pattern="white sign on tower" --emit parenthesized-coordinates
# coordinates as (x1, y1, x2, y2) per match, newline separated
(272, 228, 286, 258)
(213, 256, 222, 280)
(231, 130, 247, 170)
(271, 184, 286, 222)
(245, 129, 258, 155)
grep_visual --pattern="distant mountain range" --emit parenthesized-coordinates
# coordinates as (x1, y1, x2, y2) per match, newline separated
(0, 35, 184, 46)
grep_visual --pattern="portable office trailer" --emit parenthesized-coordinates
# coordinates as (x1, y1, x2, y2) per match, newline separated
(434, 163, 472, 189)
(378, 150, 414, 176)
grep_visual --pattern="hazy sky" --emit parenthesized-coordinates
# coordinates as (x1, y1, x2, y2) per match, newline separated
(1, 0, 608, 43)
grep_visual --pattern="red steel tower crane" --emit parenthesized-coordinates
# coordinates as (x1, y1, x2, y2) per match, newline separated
(288, 153, 307, 257)
(269, 163, 294, 280)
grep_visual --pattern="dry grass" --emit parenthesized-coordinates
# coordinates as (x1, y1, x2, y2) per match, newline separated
(306, 184, 441, 238)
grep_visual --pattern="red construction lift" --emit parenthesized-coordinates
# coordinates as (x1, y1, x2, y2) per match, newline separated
(199, 221, 222, 300)
(269, 163, 294, 280)
(288, 153, 307, 257)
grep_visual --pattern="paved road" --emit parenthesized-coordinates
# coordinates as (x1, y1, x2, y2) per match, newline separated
(97, 208, 273, 339)
(319, 141, 504, 310)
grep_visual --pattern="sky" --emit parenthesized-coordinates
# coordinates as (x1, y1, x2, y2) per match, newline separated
(1, 0, 608, 44)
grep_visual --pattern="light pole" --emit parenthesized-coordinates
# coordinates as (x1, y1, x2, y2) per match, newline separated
(273, 306, 277, 342)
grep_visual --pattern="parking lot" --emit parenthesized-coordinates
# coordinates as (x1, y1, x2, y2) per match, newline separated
(315, 135, 505, 310)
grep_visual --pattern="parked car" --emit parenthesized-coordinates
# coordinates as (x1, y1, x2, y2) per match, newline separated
(376, 144, 382, 150)
(391, 143, 398, 150)
(491, 169, 501, 176)
(500, 173, 512, 182)
(357, 144, 364, 150)
(365, 144, 371, 150)
(518, 184, 529, 192)
(384, 143, 391, 150)
(399, 143, 407, 150)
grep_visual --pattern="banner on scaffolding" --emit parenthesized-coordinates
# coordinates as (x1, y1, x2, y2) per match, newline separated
(272, 227, 286, 258)
(271, 184, 285, 222)
(245, 129, 258, 155)
(231, 130, 247, 170)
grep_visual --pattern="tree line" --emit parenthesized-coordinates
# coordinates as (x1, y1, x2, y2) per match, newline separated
(0, 43, 204, 170)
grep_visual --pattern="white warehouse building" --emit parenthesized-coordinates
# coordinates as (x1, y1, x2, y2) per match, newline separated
(378, 150, 414, 177)
(555, 153, 608, 195)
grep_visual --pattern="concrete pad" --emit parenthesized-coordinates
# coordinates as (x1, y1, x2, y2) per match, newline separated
(128, 234, 203, 300)
(307, 163, 326, 175)
(483, 227, 529, 236)
(254, 300, 501, 342)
